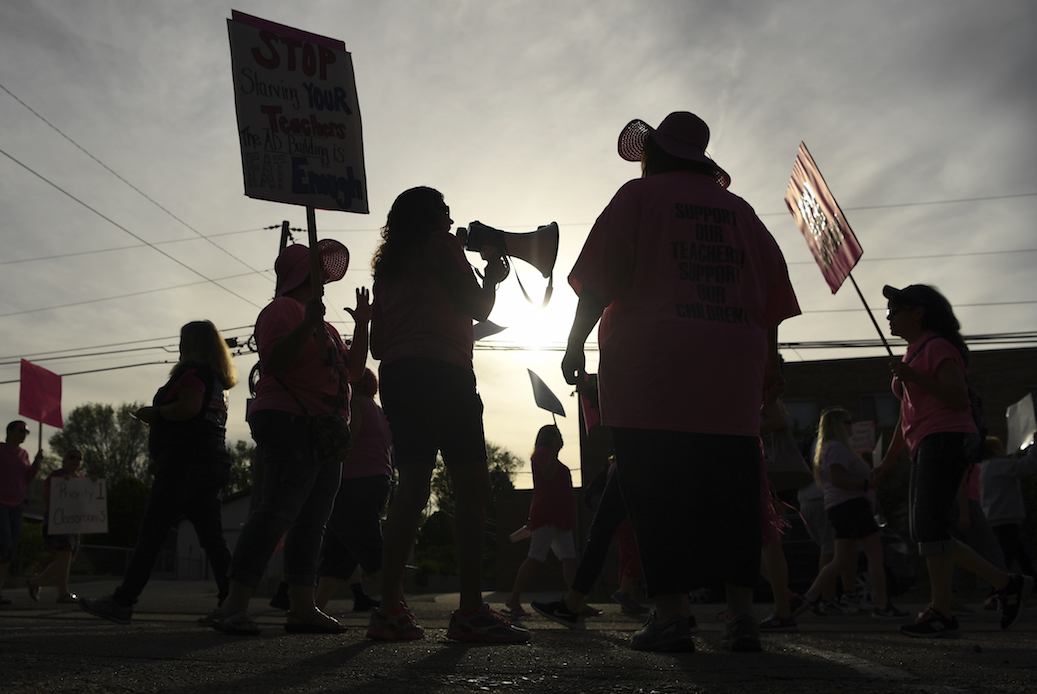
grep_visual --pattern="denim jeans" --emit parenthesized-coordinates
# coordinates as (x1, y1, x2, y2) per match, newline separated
(114, 467, 231, 606)
(0, 502, 24, 563)
(230, 409, 342, 588)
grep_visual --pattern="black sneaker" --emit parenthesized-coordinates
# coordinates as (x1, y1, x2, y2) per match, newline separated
(80, 595, 133, 625)
(997, 574, 1034, 630)
(630, 612, 694, 652)
(720, 614, 762, 652)
(899, 606, 959, 638)
(531, 598, 584, 630)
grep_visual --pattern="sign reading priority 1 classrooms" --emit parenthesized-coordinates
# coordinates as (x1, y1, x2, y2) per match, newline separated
(227, 11, 368, 213)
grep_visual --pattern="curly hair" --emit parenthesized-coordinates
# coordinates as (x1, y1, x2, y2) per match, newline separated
(372, 187, 447, 281)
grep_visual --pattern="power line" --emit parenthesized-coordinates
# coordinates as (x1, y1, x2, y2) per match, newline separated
(0, 82, 271, 281)
(0, 146, 262, 309)
(0, 271, 260, 318)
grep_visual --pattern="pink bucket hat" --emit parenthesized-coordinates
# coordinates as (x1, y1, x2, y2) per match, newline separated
(617, 111, 731, 188)
(274, 239, 350, 297)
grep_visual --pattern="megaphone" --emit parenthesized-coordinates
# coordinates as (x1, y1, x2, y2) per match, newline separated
(458, 221, 559, 279)
(457, 221, 559, 307)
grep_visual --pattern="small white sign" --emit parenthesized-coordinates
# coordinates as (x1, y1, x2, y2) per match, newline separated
(48, 477, 108, 535)
(850, 420, 875, 456)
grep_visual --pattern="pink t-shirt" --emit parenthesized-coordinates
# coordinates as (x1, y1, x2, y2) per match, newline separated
(892, 331, 977, 456)
(528, 447, 575, 531)
(818, 441, 876, 510)
(250, 297, 351, 418)
(342, 396, 393, 479)
(0, 443, 36, 507)
(371, 232, 477, 370)
(569, 171, 801, 435)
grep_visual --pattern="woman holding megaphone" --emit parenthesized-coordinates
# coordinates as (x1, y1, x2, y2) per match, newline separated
(367, 187, 528, 644)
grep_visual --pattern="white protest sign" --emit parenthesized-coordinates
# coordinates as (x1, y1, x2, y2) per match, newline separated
(850, 420, 875, 456)
(227, 11, 368, 213)
(48, 477, 108, 535)
(1006, 393, 1036, 454)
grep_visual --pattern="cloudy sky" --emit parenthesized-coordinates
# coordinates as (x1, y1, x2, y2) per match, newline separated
(2, 0, 1034, 487)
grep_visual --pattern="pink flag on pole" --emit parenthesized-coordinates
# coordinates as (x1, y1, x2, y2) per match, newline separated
(785, 142, 863, 293)
(19, 359, 63, 429)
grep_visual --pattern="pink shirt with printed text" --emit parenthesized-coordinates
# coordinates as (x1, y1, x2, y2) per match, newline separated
(569, 171, 800, 435)
(892, 331, 976, 457)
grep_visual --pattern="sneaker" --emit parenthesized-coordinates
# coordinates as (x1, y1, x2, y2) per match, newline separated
(809, 599, 828, 617)
(612, 590, 650, 615)
(367, 603, 424, 640)
(630, 612, 694, 652)
(759, 613, 798, 631)
(823, 596, 858, 615)
(80, 595, 133, 625)
(997, 574, 1035, 630)
(197, 608, 221, 627)
(872, 603, 910, 620)
(982, 593, 999, 611)
(531, 598, 584, 630)
(899, 606, 960, 638)
(446, 603, 531, 643)
(852, 587, 877, 611)
(720, 614, 762, 652)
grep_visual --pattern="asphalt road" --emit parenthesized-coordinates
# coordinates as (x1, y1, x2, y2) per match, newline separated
(1, 580, 1035, 694)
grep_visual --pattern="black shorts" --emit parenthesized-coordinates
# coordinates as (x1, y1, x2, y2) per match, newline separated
(43, 527, 81, 555)
(379, 357, 487, 469)
(826, 497, 879, 540)
(611, 427, 762, 596)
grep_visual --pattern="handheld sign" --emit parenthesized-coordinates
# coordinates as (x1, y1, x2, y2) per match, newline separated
(786, 142, 892, 355)
(19, 359, 63, 429)
(227, 11, 368, 213)
(785, 142, 862, 294)
(48, 477, 108, 535)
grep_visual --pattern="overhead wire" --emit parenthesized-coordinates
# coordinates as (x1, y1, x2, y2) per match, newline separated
(0, 82, 272, 281)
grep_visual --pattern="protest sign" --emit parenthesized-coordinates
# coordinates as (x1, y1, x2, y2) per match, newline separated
(227, 11, 367, 213)
(786, 142, 863, 293)
(850, 420, 876, 457)
(1006, 393, 1036, 454)
(19, 359, 63, 429)
(48, 477, 108, 535)
(528, 369, 565, 417)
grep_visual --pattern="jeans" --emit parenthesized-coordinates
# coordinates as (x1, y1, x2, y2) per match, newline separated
(909, 431, 978, 556)
(230, 409, 342, 588)
(0, 503, 24, 563)
(114, 467, 231, 606)
(319, 474, 391, 580)
(571, 471, 627, 595)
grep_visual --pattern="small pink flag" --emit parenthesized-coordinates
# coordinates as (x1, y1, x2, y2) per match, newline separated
(19, 359, 63, 429)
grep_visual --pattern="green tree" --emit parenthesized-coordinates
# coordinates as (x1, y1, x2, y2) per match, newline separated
(226, 439, 255, 496)
(48, 402, 149, 483)
(420, 442, 521, 579)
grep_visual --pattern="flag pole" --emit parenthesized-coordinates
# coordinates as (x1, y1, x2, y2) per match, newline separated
(847, 273, 894, 357)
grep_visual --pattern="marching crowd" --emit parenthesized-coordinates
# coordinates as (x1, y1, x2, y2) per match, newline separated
(2, 111, 1033, 653)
